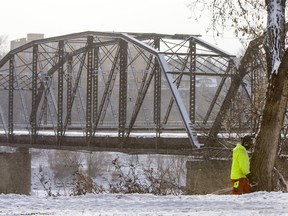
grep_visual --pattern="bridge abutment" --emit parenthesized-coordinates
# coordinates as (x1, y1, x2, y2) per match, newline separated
(0, 149, 31, 194)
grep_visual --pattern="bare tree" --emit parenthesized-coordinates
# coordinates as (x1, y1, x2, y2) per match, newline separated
(251, 0, 288, 191)
(187, 0, 266, 39)
(187, 0, 288, 191)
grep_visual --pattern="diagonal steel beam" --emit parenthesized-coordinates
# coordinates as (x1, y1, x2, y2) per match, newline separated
(121, 33, 203, 148)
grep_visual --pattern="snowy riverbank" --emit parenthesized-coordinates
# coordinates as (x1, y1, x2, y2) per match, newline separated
(0, 191, 287, 215)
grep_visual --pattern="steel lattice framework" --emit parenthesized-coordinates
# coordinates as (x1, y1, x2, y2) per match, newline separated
(0, 31, 256, 153)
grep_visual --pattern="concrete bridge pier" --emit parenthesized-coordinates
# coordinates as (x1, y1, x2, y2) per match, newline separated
(0, 148, 31, 195)
(186, 159, 232, 195)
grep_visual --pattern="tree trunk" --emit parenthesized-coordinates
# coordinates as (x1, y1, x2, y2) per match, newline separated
(250, 51, 288, 191)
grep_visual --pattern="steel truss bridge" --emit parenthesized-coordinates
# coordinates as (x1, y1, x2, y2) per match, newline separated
(0, 31, 266, 155)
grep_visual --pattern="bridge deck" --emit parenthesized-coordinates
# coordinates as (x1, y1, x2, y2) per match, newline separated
(0, 133, 234, 158)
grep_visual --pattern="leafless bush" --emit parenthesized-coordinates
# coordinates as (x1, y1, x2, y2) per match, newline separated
(143, 155, 185, 195)
(109, 155, 185, 195)
(109, 157, 149, 194)
(70, 171, 104, 196)
(39, 150, 187, 196)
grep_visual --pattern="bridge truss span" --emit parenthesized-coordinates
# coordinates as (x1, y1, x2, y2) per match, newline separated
(0, 31, 239, 152)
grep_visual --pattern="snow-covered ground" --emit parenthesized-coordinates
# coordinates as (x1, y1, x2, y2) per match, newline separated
(1, 148, 288, 215)
(0, 191, 288, 215)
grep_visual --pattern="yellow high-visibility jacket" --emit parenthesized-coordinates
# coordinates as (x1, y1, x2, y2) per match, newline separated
(230, 143, 250, 180)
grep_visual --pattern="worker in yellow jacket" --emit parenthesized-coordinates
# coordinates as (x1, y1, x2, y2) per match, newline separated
(230, 135, 254, 195)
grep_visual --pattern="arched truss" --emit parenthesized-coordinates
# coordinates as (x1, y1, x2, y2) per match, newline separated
(0, 31, 241, 150)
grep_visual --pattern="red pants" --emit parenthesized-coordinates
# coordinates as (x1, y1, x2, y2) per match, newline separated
(231, 178, 251, 195)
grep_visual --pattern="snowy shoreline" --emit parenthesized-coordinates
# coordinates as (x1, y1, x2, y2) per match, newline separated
(0, 191, 287, 216)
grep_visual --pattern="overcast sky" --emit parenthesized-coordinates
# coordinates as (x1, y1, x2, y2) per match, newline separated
(1, 0, 244, 55)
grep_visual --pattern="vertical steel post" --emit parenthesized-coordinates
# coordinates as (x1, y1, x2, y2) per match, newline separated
(31, 45, 38, 143)
(86, 36, 94, 141)
(93, 47, 99, 128)
(57, 41, 64, 144)
(8, 57, 14, 141)
(67, 55, 72, 125)
(119, 40, 128, 137)
(189, 39, 196, 123)
(153, 37, 161, 136)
